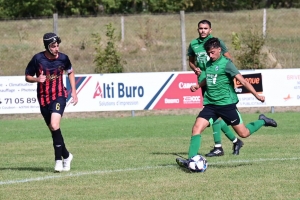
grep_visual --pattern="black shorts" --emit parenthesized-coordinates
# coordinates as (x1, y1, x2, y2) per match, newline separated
(40, 97, 66, 125)
(197, 103, 242, 126)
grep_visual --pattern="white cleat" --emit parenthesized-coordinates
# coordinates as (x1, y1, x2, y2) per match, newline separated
(63, 153, 73, 171)
(54, 160, 63, 172)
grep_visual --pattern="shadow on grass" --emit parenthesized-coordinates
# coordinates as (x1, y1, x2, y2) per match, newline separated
(152, 151, 252, 172)
(174, 163, 251, 173)
(209, 163, 252, 168)
(176, 166, 193, 173)
(0, 167, 53, 172)
(171, 162, 251, 174)
(152, 152, 188, 159)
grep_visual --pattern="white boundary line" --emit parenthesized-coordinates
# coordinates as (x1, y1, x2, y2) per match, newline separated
(1, 157, 299, 186)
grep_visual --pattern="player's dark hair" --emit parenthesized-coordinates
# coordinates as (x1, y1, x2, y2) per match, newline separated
(204, 37, 220, 51)
(198, 20, 211, 28)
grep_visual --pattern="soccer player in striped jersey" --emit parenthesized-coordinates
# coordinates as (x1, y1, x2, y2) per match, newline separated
(25, 32, 78, 172)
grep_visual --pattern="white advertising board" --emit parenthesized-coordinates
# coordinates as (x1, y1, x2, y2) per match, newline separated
(64, 72, 181, 112)
(0, 76, 40, 114)
(0, 69, 299, 114)
(237, 69, 300, 107)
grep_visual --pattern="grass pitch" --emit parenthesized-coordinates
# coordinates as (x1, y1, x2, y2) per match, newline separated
(0, 112, 299, 199)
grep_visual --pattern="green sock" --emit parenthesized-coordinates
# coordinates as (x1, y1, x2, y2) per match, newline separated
(212, 119, 222, 145)
(188, 135, 202, 159)
(219, 119, 236, 141)
(246, 120, 265, 135)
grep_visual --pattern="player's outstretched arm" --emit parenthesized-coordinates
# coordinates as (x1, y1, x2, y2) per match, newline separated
(198, 79, 206, 88)
(235, 74, 265, 103)
(190, 84, 199, 92)
(191, 79, 206, 92)
(223, 52, 233, 61)
(68, 71, 78, 105)
(189, 56, 201, 76)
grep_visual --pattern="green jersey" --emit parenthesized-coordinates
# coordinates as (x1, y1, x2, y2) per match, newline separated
(187, 34, 228, 71)
(201, 55, 240, 106)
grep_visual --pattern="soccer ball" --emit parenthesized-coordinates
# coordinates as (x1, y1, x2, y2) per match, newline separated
(188, 155, 208, 172)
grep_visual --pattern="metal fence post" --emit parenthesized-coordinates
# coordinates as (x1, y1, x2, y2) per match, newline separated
(271, 106, 275, 113)
(53, 13, 58, 35)
(263, 9, 267, 38)
(180, 10, 187, 71)
(121, 16, 125, 42)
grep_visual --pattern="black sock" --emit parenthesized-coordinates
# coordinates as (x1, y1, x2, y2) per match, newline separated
(51, 129, 69, 160)
(60, 130, 69, 159)
(62, 144, 69, 159)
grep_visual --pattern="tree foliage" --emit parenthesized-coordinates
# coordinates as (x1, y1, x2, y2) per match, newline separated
(0, 0, 300, 18)
(231, 27, 266, 69)
(0, 0, 54, 18)
(93, 23, 124, 73)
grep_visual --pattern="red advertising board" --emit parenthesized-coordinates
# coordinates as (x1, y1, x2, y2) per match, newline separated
(153, 74, 203, 109)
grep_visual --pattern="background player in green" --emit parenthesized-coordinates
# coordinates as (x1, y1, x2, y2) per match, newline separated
(187, 19, 243, 157)
(176, 37, 277, 170)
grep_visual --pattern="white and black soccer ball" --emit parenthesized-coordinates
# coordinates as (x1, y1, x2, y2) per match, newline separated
(188, 155, 208, 172)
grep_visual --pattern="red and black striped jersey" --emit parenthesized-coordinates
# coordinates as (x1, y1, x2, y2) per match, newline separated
(25, 52, 73, 106)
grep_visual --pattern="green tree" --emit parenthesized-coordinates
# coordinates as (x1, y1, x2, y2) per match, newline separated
(93, 23, 124, 73)
(0, 0, 54, 18)
(231, 28, 266, 69)
(1, 0, 300, 19)
(55, 0, 100, 16)
(146, 0, 194, 13)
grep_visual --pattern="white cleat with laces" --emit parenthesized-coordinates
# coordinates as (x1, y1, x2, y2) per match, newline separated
(54, 160, 63, 172)
(63, 153, 73, 171)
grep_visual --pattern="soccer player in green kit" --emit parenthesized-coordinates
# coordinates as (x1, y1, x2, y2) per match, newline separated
(188, 19, 243, 157)
(176, 37, 277, 170)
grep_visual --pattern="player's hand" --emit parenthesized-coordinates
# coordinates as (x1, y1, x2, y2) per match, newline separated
(37, 71, 46, 83)
(194, 68, 201, 76)
(255, 94, 265, 103)
(190, 84, 199, 92)
(71, 92, 78, 106)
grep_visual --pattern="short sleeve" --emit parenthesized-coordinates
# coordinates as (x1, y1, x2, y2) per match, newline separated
(63, 55, 73, 73)
(187, 44, 195, 57)
(219, 39, 228, 54)
(225, 61, 240, 78)
(25, 56, 37, 76)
